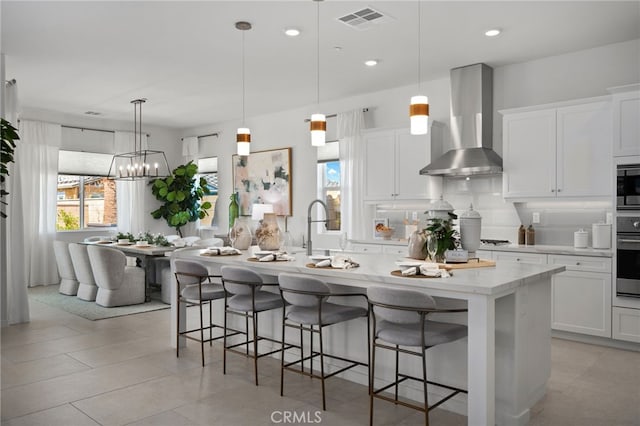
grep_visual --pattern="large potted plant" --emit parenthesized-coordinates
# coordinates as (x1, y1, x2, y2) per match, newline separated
(1, 118, 19, 219)
(150, 161, 212, 237)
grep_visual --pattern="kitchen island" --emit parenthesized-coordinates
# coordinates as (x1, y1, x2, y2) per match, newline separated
(169, 249, 565, 426)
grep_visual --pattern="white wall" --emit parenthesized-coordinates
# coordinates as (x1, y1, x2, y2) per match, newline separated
(19, 107, 183, 241)
(184, 39, 639, 248)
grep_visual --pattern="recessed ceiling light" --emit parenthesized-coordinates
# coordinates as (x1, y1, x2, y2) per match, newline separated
(84, 111, 101, 116)
(485, 29, 501, 37)
(284, 28, 300, 37)
(364, 59, 378, 67)
(334, 46, 343, 52)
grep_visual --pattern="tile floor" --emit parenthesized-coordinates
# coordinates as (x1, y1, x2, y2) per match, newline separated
(1, 298, 639, 426)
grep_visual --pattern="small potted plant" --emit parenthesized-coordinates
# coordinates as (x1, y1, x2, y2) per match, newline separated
(423, 215, 459, 263)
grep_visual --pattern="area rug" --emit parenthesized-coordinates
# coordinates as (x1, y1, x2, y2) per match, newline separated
(28, 285, 170, 321)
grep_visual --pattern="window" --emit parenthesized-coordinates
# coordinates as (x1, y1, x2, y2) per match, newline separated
(198, 156, 219, 227)
(56, 175, 117, 230)
(317, 141, 341, 231)
(57, 150, 117, 231)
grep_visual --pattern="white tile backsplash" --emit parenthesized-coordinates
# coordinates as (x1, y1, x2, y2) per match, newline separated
(373, 175, 612, 246)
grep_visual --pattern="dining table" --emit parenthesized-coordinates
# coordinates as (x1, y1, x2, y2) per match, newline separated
(83, 241, 175, 301)
(168, 248, 565, 426)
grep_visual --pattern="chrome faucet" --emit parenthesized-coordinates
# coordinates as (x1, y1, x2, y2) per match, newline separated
(307, 199, 329, 256)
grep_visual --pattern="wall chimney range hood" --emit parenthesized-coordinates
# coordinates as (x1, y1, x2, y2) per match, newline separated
(420, 63, 502, 177)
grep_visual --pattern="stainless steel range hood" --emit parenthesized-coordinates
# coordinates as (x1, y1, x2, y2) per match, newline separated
(420, 63, 502, 177)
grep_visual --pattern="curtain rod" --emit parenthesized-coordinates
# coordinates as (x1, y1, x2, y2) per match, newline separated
(303, 107, 369, 122)
(61, 124, 150, 137)
(181, 132, 219, 141)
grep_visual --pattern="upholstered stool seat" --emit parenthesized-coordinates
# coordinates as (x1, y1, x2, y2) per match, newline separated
(278, 272, 369, 410)
(367, 285, 468, 426)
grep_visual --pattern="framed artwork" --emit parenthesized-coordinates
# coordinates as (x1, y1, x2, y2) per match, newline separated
(232, 147, 292, 216)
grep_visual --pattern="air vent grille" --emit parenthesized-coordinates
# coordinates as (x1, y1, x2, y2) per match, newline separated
(337, 7, 392, 30)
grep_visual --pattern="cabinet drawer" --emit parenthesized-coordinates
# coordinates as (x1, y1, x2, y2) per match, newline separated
(613, 307, 640, 343)
(350, 244, 383, 254)
(493, 252, 547, 264)
(382, 245, 408, 255)
(547, 254, 612, 273)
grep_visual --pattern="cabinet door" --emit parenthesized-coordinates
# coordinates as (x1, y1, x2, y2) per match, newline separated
(382, 245, 408, 255)
(503, 110, 557, 198)
(556, 102, 613, 197)
(395, 129, 430, 200)
(492, 251, 547, 264)
(613, 90, 640, 157)
(612, 307, 640, 343)
(551, 270, 611, 337)
(363, 131, 396, 200)
(350, 243, 383, 254)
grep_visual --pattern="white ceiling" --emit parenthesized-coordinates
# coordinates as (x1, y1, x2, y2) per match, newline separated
(2, 1, 639, 129)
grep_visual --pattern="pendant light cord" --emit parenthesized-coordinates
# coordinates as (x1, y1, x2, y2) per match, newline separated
(316, 0, 320, 105)
(417, 0, 422, 90)
(242, 29, 246, 125)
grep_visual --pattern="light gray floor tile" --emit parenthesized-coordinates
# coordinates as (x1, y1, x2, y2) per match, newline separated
(1, 403, 100, 426)
(1, 353, 91, 389)
(123, 410, 199, 426)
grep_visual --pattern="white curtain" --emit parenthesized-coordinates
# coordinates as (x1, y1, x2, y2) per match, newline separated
(115, 131, 148, 235)
(6, 120, 61, 323)
(182, 136, 198, 164)
(337, 109, 366, 240)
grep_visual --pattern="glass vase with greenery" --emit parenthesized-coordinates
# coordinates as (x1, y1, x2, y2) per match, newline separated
(423, 214, 459, 262)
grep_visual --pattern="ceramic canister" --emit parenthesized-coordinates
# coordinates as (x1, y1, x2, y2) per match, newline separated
(460, 204, 482, 253)
(574, 229, 588, 248)
(592, 223, 612, 249)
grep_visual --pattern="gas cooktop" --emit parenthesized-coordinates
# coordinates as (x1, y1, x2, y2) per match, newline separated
(480, 239, 511, 246)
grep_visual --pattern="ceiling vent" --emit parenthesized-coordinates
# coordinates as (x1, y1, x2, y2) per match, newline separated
(337, 7, 392, 30)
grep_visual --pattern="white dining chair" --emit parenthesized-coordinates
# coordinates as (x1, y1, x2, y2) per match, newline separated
(87, 245, 145, 307)
(53, 240, 79, 296)
(69, 243, 98, 301)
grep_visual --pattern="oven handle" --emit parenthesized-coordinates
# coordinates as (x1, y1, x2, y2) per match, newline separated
(618, 239, 640, 243)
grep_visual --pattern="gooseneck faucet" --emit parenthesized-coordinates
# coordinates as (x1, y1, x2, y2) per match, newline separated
(307, 199, 329, 256)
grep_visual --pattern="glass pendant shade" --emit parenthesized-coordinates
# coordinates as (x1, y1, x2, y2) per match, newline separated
(310, 113, 326, 147)
(236, 127, 251, 156)
(410, 95, 429, 135)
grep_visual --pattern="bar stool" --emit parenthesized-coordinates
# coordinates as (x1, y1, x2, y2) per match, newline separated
(278, 272, 369, 411)
(367, 286, 468, 426)
(220, 265, 288, 385)
(174, 259, 226, 367)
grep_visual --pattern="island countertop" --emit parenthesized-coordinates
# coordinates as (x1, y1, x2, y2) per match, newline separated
(173, 249, 565, 297)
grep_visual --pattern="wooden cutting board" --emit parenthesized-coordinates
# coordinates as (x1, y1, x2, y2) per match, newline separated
(438, 259, 496, 269)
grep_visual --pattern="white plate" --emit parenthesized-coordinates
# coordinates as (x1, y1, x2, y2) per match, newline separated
(253, 250, 275, 258)
(394, 261, 424, 267)
(309, 255, 331, 261)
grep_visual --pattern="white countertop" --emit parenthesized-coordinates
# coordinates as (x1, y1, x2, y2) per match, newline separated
(349, 239, 613, 257)
(174, 250, 565, 297)
(478, 243, 613, 258)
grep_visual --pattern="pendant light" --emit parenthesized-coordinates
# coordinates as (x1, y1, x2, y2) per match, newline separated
(107, 98, 171, 180)
(236, 21, 252, 156)
(310, 0, 326, 147)
(410, 1, 429, 135)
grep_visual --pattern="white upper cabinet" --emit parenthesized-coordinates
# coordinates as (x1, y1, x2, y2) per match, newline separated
(502, 99, 612, 199)
(363, 123, 444, 201)
(609, 85, 640, 157)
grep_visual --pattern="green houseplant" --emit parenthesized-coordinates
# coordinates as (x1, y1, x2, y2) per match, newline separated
(424, 214, 459, 262)
(1, 118, 19, 219)
(150, 161, 212, 237)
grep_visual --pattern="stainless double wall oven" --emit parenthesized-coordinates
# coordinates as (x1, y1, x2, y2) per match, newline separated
(616, 216, 640, 298)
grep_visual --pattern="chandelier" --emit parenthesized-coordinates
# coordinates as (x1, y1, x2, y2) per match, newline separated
(107, 99, 171, 180)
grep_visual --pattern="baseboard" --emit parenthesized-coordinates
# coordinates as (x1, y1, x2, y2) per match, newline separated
(552, 330, 640, 352)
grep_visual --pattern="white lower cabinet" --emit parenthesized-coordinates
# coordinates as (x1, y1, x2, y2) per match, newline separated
(492, 251, 547, 264)
(382, 245, 408, 256)
(612, 307, 640, 343)
(548, 255, 612, 337)
(349, 243, 383, 254)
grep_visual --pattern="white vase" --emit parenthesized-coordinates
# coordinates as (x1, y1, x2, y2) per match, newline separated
(230, 216, 252, 250)
(256, 213, 282, 251)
